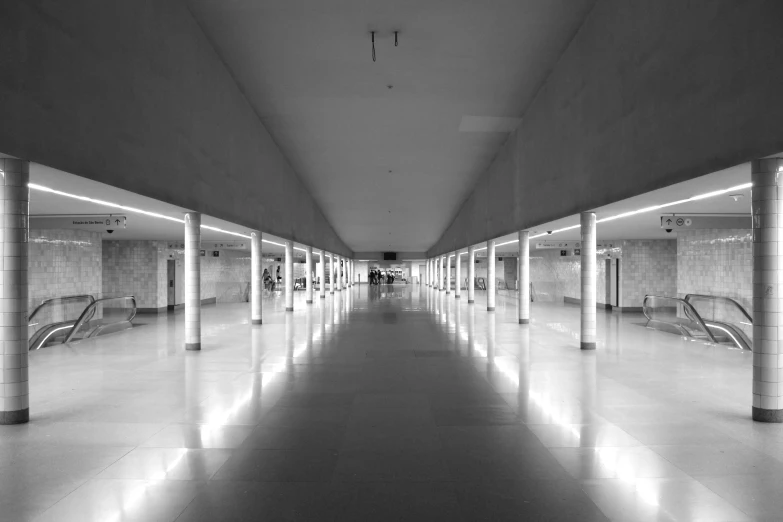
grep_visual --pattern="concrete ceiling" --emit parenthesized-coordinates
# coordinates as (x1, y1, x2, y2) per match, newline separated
(186, 0, 597, 252)
(488, 161, 754, 255)
(28, 164, 308, 256)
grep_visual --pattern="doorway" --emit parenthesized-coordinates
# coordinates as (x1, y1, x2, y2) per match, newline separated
(167, 259, 176, 309)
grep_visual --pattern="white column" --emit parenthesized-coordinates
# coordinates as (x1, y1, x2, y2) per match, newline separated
(330, 254, 336, 294)
(518, 231, 530, 324)
(455, 252, 461, 299)
(184, 212, 201, 351)
(0, 158, 29, 424)
(318, 252, 326, 298)
(580, 212, 597, 350)
(446, 254, 452, 294)
(305, 246, 313, 304)
(487, 240, 496, 311)
(336, 256, 342, 291)
(284, 241, 294, 311)
(251, 231, 263, 325)
(340, 257, 345, 290)
(426, 259, 430, 286)
(468, 246, 476, 303)
(440, 256, 445, 291)
(752, 158, 783, 422)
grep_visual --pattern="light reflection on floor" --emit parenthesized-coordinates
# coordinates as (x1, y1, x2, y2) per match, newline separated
(1, 285, 778, 521)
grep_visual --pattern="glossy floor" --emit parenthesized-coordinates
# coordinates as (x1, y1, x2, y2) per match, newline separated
(2, 285, 781, 521)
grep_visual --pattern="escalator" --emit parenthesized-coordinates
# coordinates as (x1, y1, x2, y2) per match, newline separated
(642, 294, 752, 350)
(28, 295, 137, 350)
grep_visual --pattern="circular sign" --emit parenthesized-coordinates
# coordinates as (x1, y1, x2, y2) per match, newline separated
(684, 218, 692, 226)
(675, 218, 685, 226)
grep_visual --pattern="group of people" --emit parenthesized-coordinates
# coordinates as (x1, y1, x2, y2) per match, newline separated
(369, 269, 395, 285)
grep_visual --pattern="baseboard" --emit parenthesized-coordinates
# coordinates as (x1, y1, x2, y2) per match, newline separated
(137, 307, 168, 314)
(563, 297, 611, 309)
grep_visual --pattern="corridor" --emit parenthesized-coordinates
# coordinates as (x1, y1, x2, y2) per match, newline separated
(2, 285, 780, 521)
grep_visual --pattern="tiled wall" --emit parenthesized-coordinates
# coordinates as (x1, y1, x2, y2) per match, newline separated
(529, 249, 606, 305)
(677, 229, 752, 311)
(620, 239, 677, 308)
(103, 240, 166, 309)
(29, 229, 102, 312)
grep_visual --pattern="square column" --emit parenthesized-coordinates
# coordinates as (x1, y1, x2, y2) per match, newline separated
(0, 158, 29, 424)
(468, 246, 476, 303)
(284, 241, 294, 311)
(427, 259, 431, 286)
(319, 252, 326, 298)
(305, 246, 313, 304)
(184, 212, 201, 351)
(580, 212, 597, 350)
(251, 231, 263, 324)
(487, 240, 496, 311)
(446, 254, 452, 294)
(752, 158, 783, 422)
(518, 230, 530, 324)
(455, 252, 461, 299)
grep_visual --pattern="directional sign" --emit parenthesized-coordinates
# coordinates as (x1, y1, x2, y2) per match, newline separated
(660, 215, 750, 230)
(30, 215, 127, 231)
(536, 241, 618, 250)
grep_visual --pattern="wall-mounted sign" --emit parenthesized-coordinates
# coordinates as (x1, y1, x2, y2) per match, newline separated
(536, 241, 618, 250)
(30, 215, 127, 231)
(200, 250, 206, 257)
(204, 242, 248, 250)
(212, 251, 220, 257)
(660, 214, 750, 230)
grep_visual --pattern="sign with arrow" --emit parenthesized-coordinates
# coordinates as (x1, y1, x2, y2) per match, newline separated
(660, 214, 750, 230)
(30, 215, 127, 231)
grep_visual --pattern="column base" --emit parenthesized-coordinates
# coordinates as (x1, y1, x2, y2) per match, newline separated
(0, 408, 29, 425)
(752, 406, 783, 423)
(252, 319, 262, 325)
(487, 307, 495, 312)
(519, 319, 529, 324)
(468, 300, 474, 304)
(286, 307, 294, 311)
(580, 342, 596, 351)
(185, 343, 201, 351)
(306, 300, 313, 304)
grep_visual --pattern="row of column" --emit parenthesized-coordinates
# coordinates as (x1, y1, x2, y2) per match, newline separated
(425, 224, 588, 331)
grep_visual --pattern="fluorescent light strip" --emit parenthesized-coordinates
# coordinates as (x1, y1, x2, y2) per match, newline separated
(595, 183, 752, 224)
(28, 183, 321, 249)
(29, 183, 186, 224)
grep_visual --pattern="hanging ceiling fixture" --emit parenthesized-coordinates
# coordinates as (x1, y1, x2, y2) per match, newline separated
(369, 30, 400, 62)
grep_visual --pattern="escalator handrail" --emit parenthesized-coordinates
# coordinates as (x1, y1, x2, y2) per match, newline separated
(642, 294, 719, 344)
(28, 294, 95, 323)
(64, 295, 137, 343)
(683, 294, 752, 324)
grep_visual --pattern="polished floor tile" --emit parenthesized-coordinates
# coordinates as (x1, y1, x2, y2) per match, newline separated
(97, 448, 233, 480)
(5, 287, 783, 520)
(453, 479, 610, 522)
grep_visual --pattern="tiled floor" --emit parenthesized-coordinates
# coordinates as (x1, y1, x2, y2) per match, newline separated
(2, 284, 781, 521)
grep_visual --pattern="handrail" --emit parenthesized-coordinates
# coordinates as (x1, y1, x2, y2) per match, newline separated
(642, 294, 719, 344)
(684, 294, 752, 324)
(64, 296, 137, 343)
(28, 294, 94, 323)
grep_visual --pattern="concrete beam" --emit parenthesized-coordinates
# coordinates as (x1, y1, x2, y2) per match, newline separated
(428, 0, 783, 257)
(0, 1, 352, 257)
